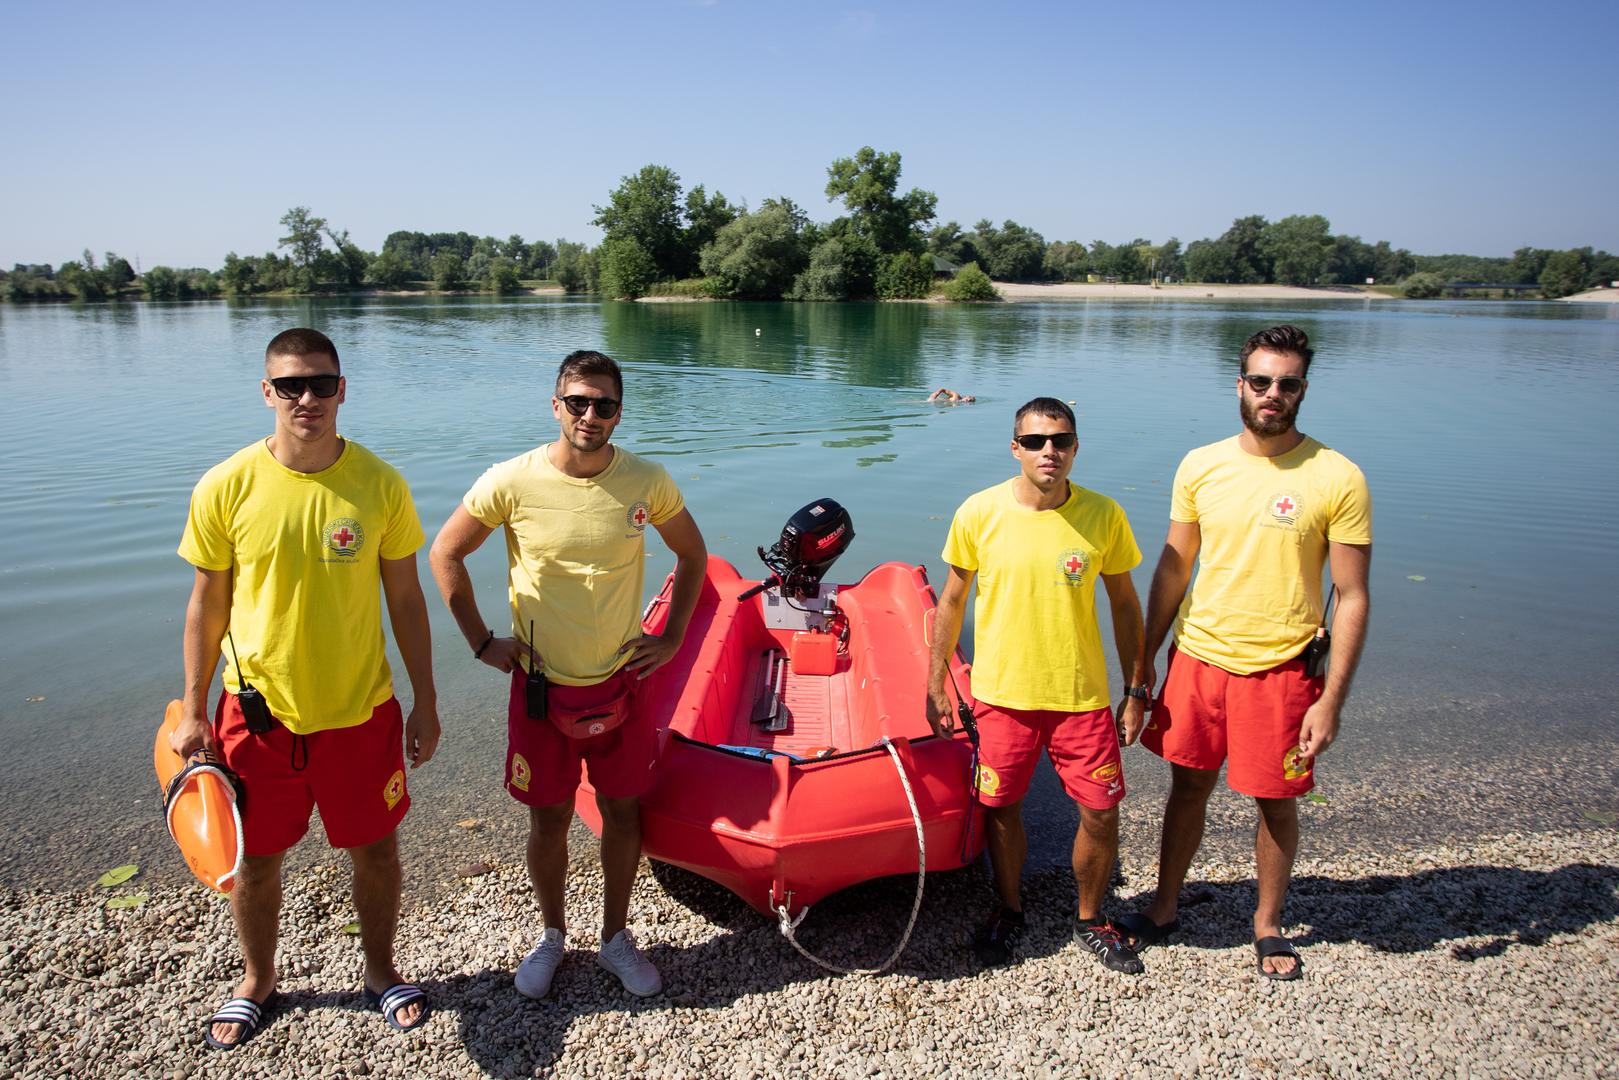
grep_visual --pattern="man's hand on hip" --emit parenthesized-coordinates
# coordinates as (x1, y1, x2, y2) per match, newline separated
(620, 633, 680, 679)
(479, 637, 526, 674)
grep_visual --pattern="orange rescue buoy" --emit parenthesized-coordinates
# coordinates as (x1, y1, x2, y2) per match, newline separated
(154, 700, 244, 892)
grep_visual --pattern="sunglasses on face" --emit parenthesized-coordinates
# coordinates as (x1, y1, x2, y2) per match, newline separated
(558, 395, 621, 419)
(1015, 432, 1078, 451)
(1240, 374, 1306, 396)
(269, 375, 341, 400)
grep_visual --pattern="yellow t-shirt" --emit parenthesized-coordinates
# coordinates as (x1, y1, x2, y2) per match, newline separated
(178, 439, 425, 734)
(462, 444, 685, 685)
(942, 479, 1141, 712)
(1171, 435, 1373, 674)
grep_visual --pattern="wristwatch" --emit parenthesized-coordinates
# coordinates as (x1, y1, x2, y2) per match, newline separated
(1122, 685, 1150, 701)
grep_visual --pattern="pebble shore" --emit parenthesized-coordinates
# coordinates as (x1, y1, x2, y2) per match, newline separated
(7, 823, 1617, 1079)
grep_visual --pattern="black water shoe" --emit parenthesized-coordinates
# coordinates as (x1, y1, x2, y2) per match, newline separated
(972, 907, 1025, 966)
(1074, 920, 1144, 974)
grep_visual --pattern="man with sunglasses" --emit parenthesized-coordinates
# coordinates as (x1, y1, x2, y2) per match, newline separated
(174, 328, 439, 1048)
(1122, 324, 1371, 981)
(926, 397, 1149, 974)
(430, 350, 706, 1001)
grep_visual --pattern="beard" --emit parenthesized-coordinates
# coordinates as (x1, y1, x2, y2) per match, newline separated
(1240, 392, 1299, 438)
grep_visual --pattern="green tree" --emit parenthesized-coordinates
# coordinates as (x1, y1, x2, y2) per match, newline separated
(367, 249, 412, 289)
(1183, 238, 1236, 283)
(1043, 240, 1091, 281)
(142, 265, 180, 300)
(485, 255, 522, 294)
(787, 239, 848, 301)
(943, 261, 998, 301)
(554, 241, 598, 292)
(824, 147, 937, 256)
(1371, 241, 1415, 284)
(973, 220, 1047, 281)
(321, 228, 369, 287)
(1539, 249, 1589, 298)
(1259, 215, 1333, 285)
(1400, 272, 1445, 299)
(431, 250, 467, 291)
(220, 252, 259, 296)
(875, 251, 934, 299)
(928, 221, 980, 268)
(278, 207, 328, 277)
(681, 185, 739, 278)
(593, 165, 687, 281)
(699, 199, 809, 299)
(1219, 215, 1270, 283)
(599, 235, 657, 299)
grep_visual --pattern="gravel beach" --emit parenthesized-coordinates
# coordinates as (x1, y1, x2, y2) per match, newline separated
(10, 809, 1617, 1078)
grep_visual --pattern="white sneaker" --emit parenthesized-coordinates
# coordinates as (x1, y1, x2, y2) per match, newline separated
(597, 929, 662, 997)
(514, 927, 566, 999)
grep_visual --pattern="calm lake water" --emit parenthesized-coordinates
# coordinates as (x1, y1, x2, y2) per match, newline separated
(2, 295, 1616, 887)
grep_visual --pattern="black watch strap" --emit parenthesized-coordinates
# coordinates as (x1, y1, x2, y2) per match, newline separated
(1122, 685, 1150, 700)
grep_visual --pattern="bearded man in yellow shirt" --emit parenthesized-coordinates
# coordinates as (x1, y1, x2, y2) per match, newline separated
(927, 398, 1150, 974)
(431, 350, 707, 1001)
(175, 328, 440, 1048)
(1124, 324, 1372, 980)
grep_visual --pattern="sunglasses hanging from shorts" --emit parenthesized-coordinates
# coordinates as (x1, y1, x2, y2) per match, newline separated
(1015, 432, 1077, 451)
(1240, 374, 1306, 396)
(225, 629, 274, 735)
(558, 395, 621, 419)
(269, 375, 341, 400)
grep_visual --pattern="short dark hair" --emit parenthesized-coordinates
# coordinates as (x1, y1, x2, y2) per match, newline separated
(265, 327, 340, 373)
(1013, 396, 1075, 435)
(555, 350, 623, 400)
(1240, 324, 1313, 374)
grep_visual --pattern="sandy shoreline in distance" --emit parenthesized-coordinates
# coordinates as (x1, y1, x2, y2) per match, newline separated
(1563, 287, 1619, 302)
(995, 281, 1384, 302)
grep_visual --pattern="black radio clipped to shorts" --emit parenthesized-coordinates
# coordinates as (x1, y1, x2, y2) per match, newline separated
(226, 630, 274, 734)
(525, 621, 547, 721)
(1300, 586, 1337, 680)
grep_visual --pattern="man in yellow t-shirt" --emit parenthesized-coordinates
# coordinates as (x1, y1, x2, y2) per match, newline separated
(430, 350, 707, 1001)
(1125, 325, 1373, 981)
(926, 398, 1149, 974)
(175, 328, 439, 1048)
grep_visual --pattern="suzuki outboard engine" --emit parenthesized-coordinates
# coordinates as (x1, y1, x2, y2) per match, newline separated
(740, 498, 855, 601)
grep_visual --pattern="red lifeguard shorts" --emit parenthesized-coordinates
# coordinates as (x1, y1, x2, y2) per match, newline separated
(505, 667, 657, 808)
(971, 701, 1125, 810)
(1141, 646, 1321, 799)
(213, 692, 409, 856)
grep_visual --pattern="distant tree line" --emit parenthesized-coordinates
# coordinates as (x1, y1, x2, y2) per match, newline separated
(4, 153, 1614, 302)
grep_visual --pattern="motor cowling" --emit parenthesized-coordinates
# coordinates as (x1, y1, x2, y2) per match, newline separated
(758, 498, 855, 599)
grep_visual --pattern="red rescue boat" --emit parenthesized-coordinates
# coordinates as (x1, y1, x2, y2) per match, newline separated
(576, 500, 985, 925)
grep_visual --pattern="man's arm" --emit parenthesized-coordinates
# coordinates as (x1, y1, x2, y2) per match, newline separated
(429, 505, 526, 673)
(925, 563, 975, 737)
(1139, 520, 1201, 695)
(174, 567, 231, 757)
(1297, 540, 1371, 759)
(1101, 570, 1147, 745)
(381, 553, 439, 768)
(622, 509, 707, 678)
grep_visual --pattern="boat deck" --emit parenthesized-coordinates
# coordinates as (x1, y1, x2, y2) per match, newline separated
(726, 648, 857, 757)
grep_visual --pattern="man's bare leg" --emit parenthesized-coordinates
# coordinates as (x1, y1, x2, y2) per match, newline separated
(1254, 796, 1300, 976)
(985, 802, 1027, 912)
(1073, 805, 1119, 923)
(349, 831, 423, 1027)
(596, 794, 642, 942)
(211, 851, 283, 1046)
(1140, 763, 1220, 930)
(527, 802, 575, 932)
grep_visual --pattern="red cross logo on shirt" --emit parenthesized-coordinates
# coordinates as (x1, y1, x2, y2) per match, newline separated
(1058, 549, 1089, 583)
(626, 501, 652, 532)
(1065, 555, 1084, 574)
(1273, 497, 1294, 517)
(332, 526, 355, 548)
(632, 506, 648, 526)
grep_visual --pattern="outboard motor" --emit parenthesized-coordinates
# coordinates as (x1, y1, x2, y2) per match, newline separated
(740, 498, 855, 600)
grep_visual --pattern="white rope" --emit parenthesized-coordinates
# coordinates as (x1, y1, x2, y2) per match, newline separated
(773, 736, 926, 976)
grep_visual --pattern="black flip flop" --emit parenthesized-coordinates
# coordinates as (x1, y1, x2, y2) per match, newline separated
(1115, 911, 1179, 950)
(201, 991, 276, 1051)
(1254, 936, 1303, 980)
(364, 981, 430, 1032)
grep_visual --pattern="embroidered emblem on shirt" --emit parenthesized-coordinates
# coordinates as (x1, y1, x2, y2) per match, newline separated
(1266, 491, 1303, 527)
(323, 517, 365, 559)
(626, 501, 651, 532)
(1058, 549, 1090, 585)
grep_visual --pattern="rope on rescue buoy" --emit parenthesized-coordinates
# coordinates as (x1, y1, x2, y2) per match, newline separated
(772, 736, 925, 976)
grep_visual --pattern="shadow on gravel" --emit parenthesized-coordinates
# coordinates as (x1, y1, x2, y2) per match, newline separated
(1138, 861, 1619, 957)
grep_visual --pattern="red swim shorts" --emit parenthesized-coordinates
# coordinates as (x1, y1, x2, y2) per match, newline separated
(505, 667, 657, 808)
(1141, 646, 1322, 799)
(971, 700, 1124, 810)
(213, 692, 409, 856)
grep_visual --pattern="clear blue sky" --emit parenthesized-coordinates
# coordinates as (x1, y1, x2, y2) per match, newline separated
(4, 0, 1615, 269)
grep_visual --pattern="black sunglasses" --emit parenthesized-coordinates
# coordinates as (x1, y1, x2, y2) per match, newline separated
(1015, 432, 1077, 451)
(269, 375, 340, 400)
(559, 395, 621, 419)
(1241, 374, 1306, 396)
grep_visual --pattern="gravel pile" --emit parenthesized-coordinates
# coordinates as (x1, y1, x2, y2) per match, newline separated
(6, 825, 1616, 1078)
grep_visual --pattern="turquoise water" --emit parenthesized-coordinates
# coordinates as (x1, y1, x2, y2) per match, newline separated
(1, 296, 1616, 883)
